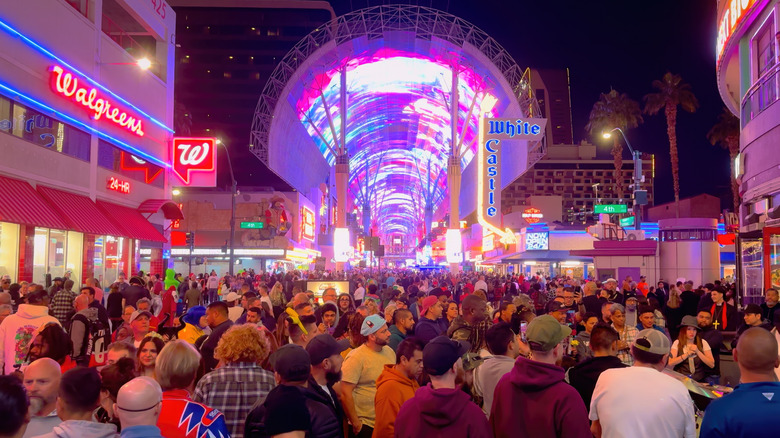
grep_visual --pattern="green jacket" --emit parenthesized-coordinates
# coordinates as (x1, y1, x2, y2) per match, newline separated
(388, 324, 407, 352)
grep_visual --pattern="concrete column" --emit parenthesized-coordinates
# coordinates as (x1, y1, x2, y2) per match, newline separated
(448, 155, 461, 274)
(335, 153, 348, 271)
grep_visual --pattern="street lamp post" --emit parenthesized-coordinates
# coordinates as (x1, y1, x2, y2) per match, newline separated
(217, 139, 237, 275)
(603, 128, 644, 231)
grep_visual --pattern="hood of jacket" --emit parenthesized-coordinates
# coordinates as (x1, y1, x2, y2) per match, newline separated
(508, 356, 566, 391)
(376, 364, 417, 392)
(446, 316, 471, 336)
(76, 307, 99, 321)
(48, 420, 118, 438)
(413, 384, 474, 428)
(388, 324, 406, 339)
(415, 316, 442, 332)
(16, 304, 53, 319)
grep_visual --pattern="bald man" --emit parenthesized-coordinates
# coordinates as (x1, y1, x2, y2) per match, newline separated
(21, 358, 61, 438)
(700, 327, 780, 437)
(114, 377, 164, 437)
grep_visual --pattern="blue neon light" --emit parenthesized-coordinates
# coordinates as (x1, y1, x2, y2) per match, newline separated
(0, 16, 174, 134)
(0, 81, 170, 168)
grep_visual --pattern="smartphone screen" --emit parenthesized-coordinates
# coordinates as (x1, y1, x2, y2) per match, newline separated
(520, 321, 528, 343)
(566, 310, 576, 327)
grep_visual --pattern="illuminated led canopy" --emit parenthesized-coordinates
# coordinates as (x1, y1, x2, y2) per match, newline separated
(252, 5, 537, 238)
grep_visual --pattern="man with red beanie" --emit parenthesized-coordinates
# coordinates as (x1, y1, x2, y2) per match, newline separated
(394, 336, 491, 438)
(490, 315, 591, 438)
(414, 296, 447, 344)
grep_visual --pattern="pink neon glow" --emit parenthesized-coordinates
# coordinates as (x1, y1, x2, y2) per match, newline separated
(50, 65, 145, 136)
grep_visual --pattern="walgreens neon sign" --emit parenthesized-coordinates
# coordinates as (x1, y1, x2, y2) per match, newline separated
(50, 65, 145, 136)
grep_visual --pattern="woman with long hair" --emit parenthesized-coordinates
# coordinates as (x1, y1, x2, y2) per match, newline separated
(667, 315, 715, 382)
(665, 285, 685, 339)
(137, 335, 165, 378)
(270, 281, 286, 309)
(97, 357, 137, 431)
(445, 301, 459, 328)
(337, 293, 355, 315)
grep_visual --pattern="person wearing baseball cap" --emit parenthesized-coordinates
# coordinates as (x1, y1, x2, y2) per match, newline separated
(590, 328, 696, 438)
(338, 314, 395, 437)
(121, 309, 154, 348)
(414, 295, 447, 344)
(490, 315, 591, 437)
(306, 333, 350, 429)
(732, 303, 773, 349)
(246, 344, 314, 437)
(394, 336, 491, 437)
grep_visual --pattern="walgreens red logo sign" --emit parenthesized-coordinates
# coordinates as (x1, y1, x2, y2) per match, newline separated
(171, 137, 217, 186)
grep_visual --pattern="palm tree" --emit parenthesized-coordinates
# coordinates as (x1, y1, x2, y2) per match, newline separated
(643, 72, 699, 217)
(707, 107, 741, 212)
(586, 89, 643, 200)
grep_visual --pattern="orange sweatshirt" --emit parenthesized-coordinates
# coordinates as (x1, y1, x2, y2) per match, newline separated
(372, 364, 420, 438)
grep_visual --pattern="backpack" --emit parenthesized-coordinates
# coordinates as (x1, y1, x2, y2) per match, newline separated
(72, 313, 110, 367)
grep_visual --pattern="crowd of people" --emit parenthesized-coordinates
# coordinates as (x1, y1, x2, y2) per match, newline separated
(0, 268, 778, 438)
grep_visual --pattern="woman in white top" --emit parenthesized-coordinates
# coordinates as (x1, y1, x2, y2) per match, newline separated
(668, 315, 715, 382)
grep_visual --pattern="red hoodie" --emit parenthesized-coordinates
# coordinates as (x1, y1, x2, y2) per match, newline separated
(490, 357, 591, 438)
(394, 384, 491, 438)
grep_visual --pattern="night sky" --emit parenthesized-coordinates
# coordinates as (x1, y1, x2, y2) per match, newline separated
(251, 0, 730, 207)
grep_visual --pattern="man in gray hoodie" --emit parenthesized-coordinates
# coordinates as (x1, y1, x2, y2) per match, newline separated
(31, 367, 118, 438)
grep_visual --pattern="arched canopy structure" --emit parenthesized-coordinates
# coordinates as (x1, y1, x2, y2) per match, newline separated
(251, 5, 540, 239)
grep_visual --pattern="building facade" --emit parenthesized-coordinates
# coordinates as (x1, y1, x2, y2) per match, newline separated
(716, 0, 780, 303)
(502, 142, 655, 223)
(169, 0, 334, 189)
(0, 0, 177, 285)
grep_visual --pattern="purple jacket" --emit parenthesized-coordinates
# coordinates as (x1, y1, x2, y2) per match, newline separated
(490, 357, 591, 438)
(394, 384, 491, 438)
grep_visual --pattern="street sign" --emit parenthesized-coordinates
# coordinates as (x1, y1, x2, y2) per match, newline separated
(240, 221, 264, 229)
(594, 204, 628, 214)
(619, 216, 635, 227)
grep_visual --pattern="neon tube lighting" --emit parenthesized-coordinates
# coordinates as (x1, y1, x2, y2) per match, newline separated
(0, 81, 170, 168)
(0, 16, 174, 133)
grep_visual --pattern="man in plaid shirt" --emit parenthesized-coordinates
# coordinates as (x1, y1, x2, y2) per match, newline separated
(50, 279, 77, 326)
(610, 303, 639, 366)
(193, 324, 275, 438)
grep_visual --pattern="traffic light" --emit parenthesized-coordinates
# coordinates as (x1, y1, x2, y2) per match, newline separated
(185, 232, 195, 246)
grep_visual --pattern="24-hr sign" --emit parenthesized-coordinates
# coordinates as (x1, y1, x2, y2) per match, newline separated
(171, 137, 217, 186)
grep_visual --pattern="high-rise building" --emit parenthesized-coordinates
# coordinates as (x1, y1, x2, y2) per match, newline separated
(169, 0, 335, 189)
(502, 142, 655, 223)
(532, 68, 574, 145)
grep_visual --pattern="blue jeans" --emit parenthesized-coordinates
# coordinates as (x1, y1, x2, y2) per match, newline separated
(208, 288, 218, 304)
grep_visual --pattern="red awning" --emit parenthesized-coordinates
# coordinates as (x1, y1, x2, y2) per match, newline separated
(37, 186, 124, 236)
(97, 200, 167, 243)
(137, 199, 184, 220)
(0, 174, 69, 230)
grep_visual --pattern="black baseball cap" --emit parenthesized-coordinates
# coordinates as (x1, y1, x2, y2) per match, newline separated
(270, 344, 311, 382)
(422, 336, 470, 376)
(306, 334, 350, 365)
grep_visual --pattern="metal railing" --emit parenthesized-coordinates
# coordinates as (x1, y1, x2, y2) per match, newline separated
(741, 62, 779, 127)
(65, 0, 89, 19)
(101, 14, 149, 60)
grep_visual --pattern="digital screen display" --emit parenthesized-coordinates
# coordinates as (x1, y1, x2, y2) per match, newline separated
(292, 41, 511, 236)
(525, 232, 549, 251)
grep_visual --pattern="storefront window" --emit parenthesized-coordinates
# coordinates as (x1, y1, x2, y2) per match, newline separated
(0, 222, 20, 281)
(47, 229, 67, 280)
(31, 228, 83, 285)
(66, 232, 83, 283)
(0, 94, 90, 161)
(742, 238, 764, 306)
(95, 236, 127, 286)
